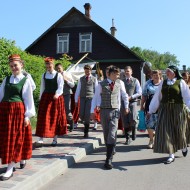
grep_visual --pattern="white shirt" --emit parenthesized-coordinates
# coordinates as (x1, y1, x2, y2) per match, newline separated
(149, 78, 190, 114)
(125, 77, 142, 99)
(75, 74, 98, 103)
(39, 70, 64, 100)
(62, 71, 75, 88)
(90, 79, 129, 113)
(0, 73, 36, 121)
(22, 70, 36, 91)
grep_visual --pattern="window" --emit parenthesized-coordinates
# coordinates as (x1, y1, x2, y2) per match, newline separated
(79, 33, 92, 53)
(57, 33, 69, 54)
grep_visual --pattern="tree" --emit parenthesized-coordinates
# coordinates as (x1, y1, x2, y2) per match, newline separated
(130, 46, 180, 70)
(0, 38, 72, 108)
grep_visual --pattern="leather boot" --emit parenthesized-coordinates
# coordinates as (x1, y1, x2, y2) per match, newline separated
(104, 144, 114, 169)
(69, 120, 74, 132)
(125, 129, 131, 145)
(84, 124, 89, 138)
(131, 126, 136, 140)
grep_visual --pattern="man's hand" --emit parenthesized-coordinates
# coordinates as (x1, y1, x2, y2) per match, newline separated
(125, 108, 129, 115)
(53, 94, 59, 100)
(128, 96, 132, 101)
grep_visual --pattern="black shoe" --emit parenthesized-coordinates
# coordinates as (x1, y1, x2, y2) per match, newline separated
(104, 159, 113, 170)
(84, 133, 89, 138)
(182, 148, 188, 157)
(51, 140, 57, 147)
(165, 157, 175, 164)
(0, 173, 13, 181)
(125, 138, 132, 145)
(113, 148, 116, 155)
(20, 162, 26, 169)
(131, 129, 136, 141)
(69, 120, 74, 132)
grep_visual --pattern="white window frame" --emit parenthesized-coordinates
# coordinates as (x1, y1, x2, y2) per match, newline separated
(57, 33, 69, 54)
(79, 33, 92, 53)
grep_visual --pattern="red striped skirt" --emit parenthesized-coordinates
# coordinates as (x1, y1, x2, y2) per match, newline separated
(0, 102, 32, 165)
(35, 93, 67, 137)
(73, 98, 80, 123)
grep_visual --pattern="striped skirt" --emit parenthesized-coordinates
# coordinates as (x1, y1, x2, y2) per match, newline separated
(35, 93, 67, 138)
(154, 103, 188, 154)
(0, 102, 32, 164)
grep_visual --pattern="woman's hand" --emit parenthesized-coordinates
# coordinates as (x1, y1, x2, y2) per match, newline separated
(53, 94, 59, 100)
(24, 119, 30, 127)
(146, 112, 151, 120)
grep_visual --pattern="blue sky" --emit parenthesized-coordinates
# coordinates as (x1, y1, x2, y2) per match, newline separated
(1, 0, 190, 68)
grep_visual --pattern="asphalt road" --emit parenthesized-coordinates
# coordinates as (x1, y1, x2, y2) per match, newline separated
(40, 133, 190, 190)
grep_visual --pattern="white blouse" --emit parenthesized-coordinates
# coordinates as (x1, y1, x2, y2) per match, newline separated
(149, 78, 190, 114)
(39, 70, 64, 100)
(0, 73, 36, 121)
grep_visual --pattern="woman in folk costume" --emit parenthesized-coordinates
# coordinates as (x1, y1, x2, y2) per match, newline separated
(147, 65, 190, 164)
(35, 57, 67, 146)
(0, 54, 35, 181)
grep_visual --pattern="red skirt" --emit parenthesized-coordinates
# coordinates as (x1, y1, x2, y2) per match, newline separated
(0, 102, 32, 164)
(73, 97, 80, 123)
(35, 93, 67, 137)
(94, 108, 100, 123)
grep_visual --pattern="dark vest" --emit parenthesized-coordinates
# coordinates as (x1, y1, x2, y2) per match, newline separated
(123, 77, 137, 96)
(2, 76, 27, 102)
(43, 72, 58, 93)
(161, 79, 183, 104)
(100, 79, 120, 109)
(80, 75, 96, 98)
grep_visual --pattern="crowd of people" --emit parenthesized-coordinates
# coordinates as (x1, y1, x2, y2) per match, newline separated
(0, 54, 190, 180)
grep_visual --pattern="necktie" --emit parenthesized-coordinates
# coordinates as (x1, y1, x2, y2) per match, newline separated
(109, 82, 114, 91)
(127, 78, 130, 83)
(86, 76, 89, 81)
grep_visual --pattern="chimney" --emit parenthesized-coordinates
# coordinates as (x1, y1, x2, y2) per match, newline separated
(183, 65, 186, 71)
(110, 18, 117, 37)
(84, 3, 92, 19)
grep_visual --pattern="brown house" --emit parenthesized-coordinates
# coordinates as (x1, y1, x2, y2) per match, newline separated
(26, 3, 150, 84)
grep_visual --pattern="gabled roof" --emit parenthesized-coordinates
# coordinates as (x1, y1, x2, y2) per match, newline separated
(25, 7, 144, 62)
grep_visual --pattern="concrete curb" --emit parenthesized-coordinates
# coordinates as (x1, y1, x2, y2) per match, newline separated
(9, 133, 104, 190)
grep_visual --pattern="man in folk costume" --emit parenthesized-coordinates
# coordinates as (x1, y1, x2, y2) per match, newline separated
(75, 64, 98, 138)
(0, 54, 35, 180)
(21, 60, 36, 91)
(55, 63, 75, 132)
(121, 66, 142, 145)
(91, 66, 129, 169)
(147, 65, 190, 164)
(35, 57, 67, 146)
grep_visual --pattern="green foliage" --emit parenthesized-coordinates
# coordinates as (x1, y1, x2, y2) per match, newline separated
(0, 38, 72, 109)
(130, 46, 180, 70)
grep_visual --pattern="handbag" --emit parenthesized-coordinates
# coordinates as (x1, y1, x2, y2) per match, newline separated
(137, 110, 146, 132)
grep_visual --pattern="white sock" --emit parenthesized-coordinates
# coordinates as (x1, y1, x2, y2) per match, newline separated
(38, 137, 43, 142)
(169, 153, 175, 159)
(53, 135, 57, 142)
(182, 147, 187, 152)
(20, 160, 26, 164)
(3, 162, 15, 177)
(94, 122, 97, 128)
